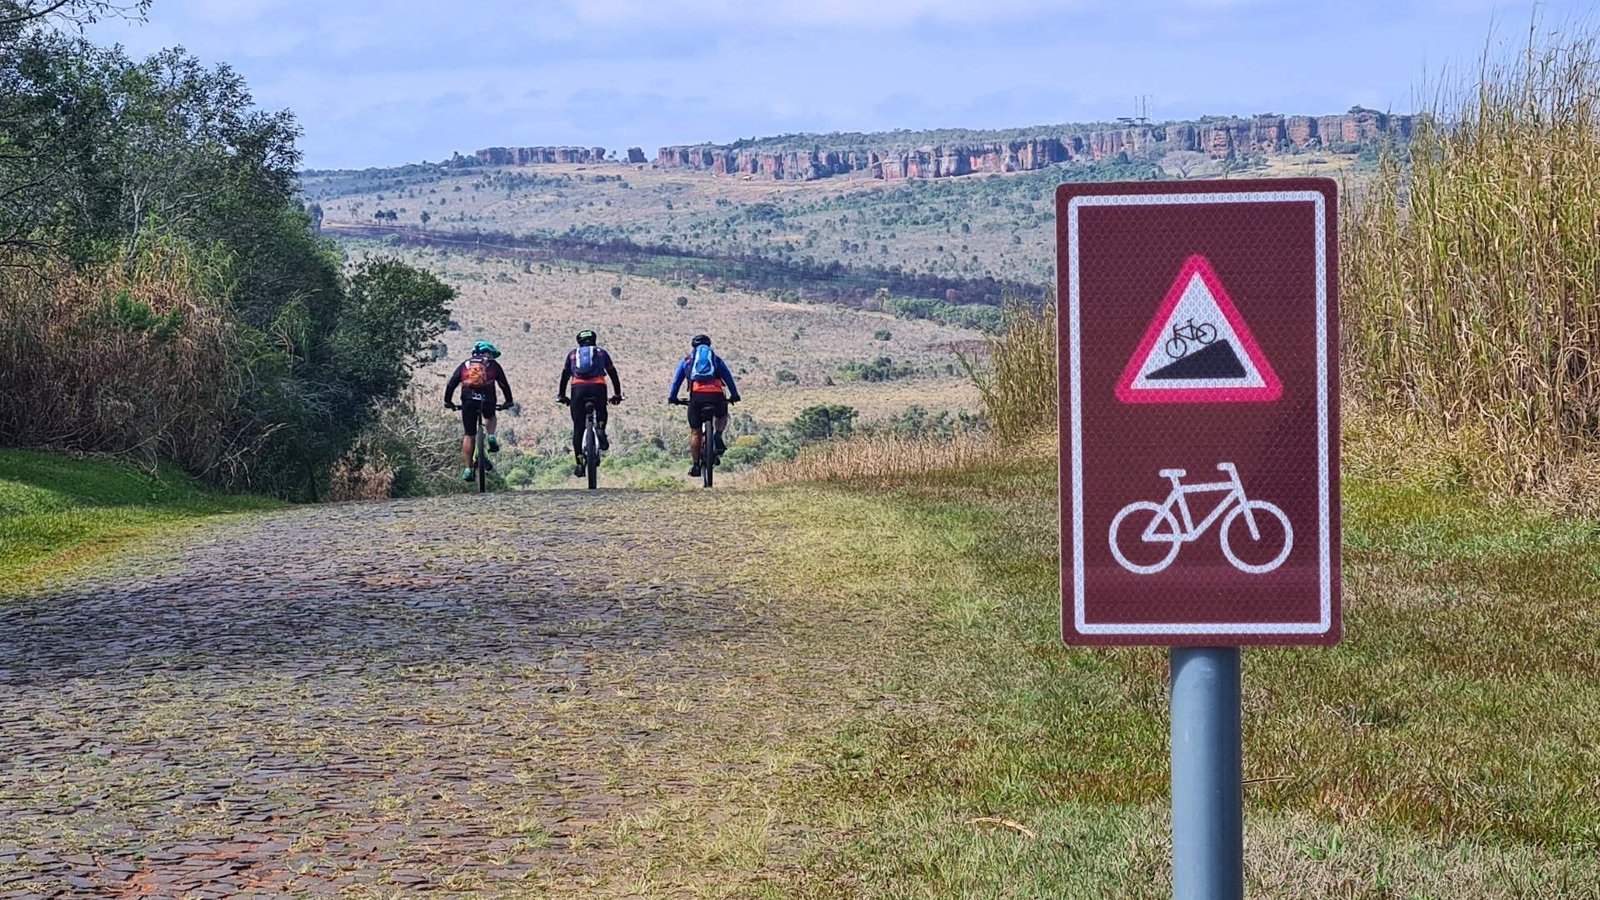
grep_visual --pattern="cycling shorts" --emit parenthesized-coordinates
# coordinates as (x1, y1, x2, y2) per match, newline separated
(687, 395, 728, 428)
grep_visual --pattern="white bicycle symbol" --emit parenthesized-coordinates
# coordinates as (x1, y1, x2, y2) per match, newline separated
(1108, 462, 1293, 575)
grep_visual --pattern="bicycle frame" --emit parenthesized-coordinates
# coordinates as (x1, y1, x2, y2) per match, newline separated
(1150, 464, 1260, 542)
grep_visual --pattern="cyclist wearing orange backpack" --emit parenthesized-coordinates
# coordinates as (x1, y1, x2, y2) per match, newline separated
(444, 340, 515, 481)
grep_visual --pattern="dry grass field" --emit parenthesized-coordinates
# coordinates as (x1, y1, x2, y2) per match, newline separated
(359, 243, 983, 485)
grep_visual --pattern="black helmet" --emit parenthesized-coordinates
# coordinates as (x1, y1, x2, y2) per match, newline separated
(690, 334, 711, 347)
(576, 329, 597, 346)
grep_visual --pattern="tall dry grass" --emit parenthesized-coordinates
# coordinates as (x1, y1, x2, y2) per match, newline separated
(755, 298, 1059, 486)
(959, 297, 1057, 442)
(750, 433, 1002, 486)
(1344, 22, 1600, 497)
(0, 236, 244, 479)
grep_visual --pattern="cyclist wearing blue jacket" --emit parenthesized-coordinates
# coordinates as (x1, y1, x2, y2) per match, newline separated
(667, 334, 740, 477)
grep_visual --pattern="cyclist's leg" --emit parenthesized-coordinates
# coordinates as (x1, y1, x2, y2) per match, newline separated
(687, 398, 706, 474)
(711, 396, 730, 454)
(591, 385, 611, 450)
(569, 390, 587, 459)
(461, 401, 477, 466)
(481, 401, 501, 452)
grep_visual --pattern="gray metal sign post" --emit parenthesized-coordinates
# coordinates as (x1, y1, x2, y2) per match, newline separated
(1057, 180, 1341, 899)
(1170, 646, 1243, 899)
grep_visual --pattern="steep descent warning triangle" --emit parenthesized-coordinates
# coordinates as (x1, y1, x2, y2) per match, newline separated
(1115, 254, 1281, 403)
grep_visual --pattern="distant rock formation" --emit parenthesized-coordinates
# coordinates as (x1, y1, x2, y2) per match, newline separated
(474, 146, 608, 166)
(627, 147, 647, 164)
(655, 109, 1419, 181)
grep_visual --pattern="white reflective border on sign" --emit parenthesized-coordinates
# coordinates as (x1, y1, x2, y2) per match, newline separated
(1064, 190, 1331, 636)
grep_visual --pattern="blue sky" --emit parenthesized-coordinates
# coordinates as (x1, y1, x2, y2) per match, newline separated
(88, 0, 1588, 170)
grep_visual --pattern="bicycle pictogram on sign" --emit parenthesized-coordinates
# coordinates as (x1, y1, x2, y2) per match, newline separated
(1108, 462, 1293, 576)
(1165, 318, 1217, 359)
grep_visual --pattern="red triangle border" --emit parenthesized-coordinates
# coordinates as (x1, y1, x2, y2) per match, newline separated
(1113, 254, 1283, 404)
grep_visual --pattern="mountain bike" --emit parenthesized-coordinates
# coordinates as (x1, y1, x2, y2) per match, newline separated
(1165, 318, 1218, 359)
(670, 397, 720, 488)
(1108, 462, 1293, 575)
(447, 400, 509, 493)
(573, 394, 623, 490)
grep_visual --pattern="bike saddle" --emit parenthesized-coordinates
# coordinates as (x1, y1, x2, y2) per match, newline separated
(1159, 468, 1187, 479)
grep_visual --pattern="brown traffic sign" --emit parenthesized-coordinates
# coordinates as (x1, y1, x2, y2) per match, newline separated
(1057, 178, 1340, 646)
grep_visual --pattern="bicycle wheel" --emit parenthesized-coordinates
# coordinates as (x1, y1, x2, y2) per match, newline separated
(1219, 500, 1293, 574)
(1108, 501, 1182, 575)
(1164, 336, 1188, 359)
(584, 420, 599, 491)
(476, 416, 488, 493)
(1195, 322, 1218, 345)
(701, 421, 715, 488)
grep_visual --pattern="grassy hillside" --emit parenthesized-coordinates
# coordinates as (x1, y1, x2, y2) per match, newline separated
(741, 459, 1600, 896)
(0, 450, 279, 593)
(309, 155, 1366, 287)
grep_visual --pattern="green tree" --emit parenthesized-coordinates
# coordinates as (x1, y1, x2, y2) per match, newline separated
(788, 404, 857, 443)
(333, 257, 455, 402)
(0, 30, 461, 500)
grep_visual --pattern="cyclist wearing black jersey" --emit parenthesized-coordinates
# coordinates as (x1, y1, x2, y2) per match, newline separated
(557, 329, 623, 478)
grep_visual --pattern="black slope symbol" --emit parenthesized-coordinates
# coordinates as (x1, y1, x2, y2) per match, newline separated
(1148, 340, 1246, 380)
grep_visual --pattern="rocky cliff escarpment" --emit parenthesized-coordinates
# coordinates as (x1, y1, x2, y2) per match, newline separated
(475, 146, 608, 166)
(654, 109, 1418, 181)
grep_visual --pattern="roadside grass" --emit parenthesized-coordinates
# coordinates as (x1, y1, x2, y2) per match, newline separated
(744, 459, 1600, 897)
(0, 449, 279, 592)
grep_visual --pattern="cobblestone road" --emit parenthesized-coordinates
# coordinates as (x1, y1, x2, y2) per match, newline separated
(0, 491, 816, 898)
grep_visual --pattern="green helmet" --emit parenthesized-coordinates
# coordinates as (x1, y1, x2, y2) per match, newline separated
(472, 340, 501, 358)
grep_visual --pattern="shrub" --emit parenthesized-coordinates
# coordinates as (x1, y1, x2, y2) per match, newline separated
(788, 404, 858, 443)
(958, 297, 1056, 442)
(873, 328, 892, 341)
(836, 356, 915, 383)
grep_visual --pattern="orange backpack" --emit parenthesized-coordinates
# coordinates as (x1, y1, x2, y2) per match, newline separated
(460, 357, 494, 390)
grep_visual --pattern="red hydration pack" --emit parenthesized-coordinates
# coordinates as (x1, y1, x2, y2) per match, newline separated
(460, 357, 494, 390)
